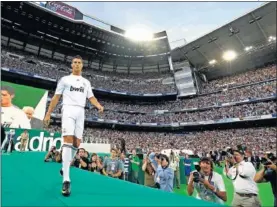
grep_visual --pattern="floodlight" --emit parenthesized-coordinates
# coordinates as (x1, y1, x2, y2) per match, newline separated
(209, 59, 217, 65)
(268, 36, 276, 42)
(222, 50, 237, 61)
(125, 27, 153, 41)
(244, 46, 253, 51)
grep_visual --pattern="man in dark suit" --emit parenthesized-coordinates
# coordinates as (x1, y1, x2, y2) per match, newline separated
(23, 106, 43, 129)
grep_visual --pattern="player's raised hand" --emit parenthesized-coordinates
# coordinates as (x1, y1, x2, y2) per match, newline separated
(43, 113, 51, 128)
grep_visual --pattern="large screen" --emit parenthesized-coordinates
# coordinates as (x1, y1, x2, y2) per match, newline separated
(1, 81, 48, 129)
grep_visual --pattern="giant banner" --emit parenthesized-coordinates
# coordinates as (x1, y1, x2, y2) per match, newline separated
(4, 128, 111, 153)
(4, 128, 62, 152)
(46, 2, 76, 19)
(1, 81, 48, 129)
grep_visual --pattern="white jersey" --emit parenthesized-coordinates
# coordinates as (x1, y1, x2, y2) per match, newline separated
(55, 74, 94, 108)
(1, 106, 31, 129)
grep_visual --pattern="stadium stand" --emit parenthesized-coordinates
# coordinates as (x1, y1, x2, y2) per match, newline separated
(47, 125, 276, 155)
(1, 1, 276, 207)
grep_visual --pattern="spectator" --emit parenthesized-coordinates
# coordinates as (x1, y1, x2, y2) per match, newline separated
(184, 154, 192, 184)
(103, 148, 123, 179)
(96, 156, 104, 175)
(130, 149, 140, 184)
(88, 153, 98, 172)
(119, 152, 130, 181)
(169, 150, 180, 189)
(142, 155, 156, 188)
(156, 154, 174, 192)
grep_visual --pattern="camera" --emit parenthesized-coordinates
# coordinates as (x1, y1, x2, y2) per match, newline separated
(222, 148, 234, 156)
(50, 146, 56, 152)
(193, 171, 204, 183)
(261, 153, 277, 166)
(155, 153, 161, 160)
(154, 182, 161, 189)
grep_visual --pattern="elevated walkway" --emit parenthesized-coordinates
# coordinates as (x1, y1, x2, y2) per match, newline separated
(1, 152, 219, 207)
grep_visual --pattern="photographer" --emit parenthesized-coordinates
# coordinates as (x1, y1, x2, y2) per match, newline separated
(254, 154, 277, 207)
(225, 149, 261, 207)
(187, 157, 227, 204)
(155, 154, 174, 192)
(44, 146, 61, 162)
(71, 148, 89, 170)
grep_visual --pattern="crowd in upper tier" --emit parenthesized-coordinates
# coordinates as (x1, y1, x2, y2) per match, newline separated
(1, 46, 276, 95)
(1, 47, 175, 94)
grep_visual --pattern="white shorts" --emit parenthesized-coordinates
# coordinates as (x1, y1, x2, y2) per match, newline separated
(61, 105, 85, 139)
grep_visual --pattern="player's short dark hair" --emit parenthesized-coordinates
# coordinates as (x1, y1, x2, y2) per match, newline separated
(72, 55, 83, 62)
(1, 86, 15, 95)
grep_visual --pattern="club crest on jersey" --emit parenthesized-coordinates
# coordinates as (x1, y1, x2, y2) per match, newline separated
(70, 86, 84, 93)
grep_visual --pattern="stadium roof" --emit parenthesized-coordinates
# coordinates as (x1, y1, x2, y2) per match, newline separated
(1, 1, 171, 58)
(171, 2, 276, 80)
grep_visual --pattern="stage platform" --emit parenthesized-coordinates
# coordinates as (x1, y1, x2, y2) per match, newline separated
(1, 152, 219, 207)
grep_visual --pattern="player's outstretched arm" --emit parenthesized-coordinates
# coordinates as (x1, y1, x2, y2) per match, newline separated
(89, 97, 104, 113)
(43, 94, 61, 127)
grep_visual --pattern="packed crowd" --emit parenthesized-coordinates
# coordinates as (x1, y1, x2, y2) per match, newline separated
(82, 100, 276, 123)
(85, 80, 276, 112)
(2, 46, 276, 95)
(1, 47, 176, 94)
(202, 64, 276, 93)
(47, 125, 276, 156)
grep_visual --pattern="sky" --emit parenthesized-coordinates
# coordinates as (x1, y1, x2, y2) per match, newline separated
(66, 1, 264, 48)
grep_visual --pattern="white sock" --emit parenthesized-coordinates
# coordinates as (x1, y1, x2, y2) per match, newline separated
(71, 147, 77, 161)
(62, 144, 72, 182)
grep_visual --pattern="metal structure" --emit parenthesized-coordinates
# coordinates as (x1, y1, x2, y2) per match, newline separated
(1, 1, 171, 74)
(171, 2, 276, 80)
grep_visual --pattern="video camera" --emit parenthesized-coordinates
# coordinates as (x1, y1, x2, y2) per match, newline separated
(222, 145, 247, 158)
(221, 148, 234, 158)
(261, 153, 277, 166)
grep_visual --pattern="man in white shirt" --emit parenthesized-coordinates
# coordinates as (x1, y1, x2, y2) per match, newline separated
(1, 86, 31, 129)
(187, 157, 227, 204)
(225, 149, 261, 207)
(44, 55, 104, 197)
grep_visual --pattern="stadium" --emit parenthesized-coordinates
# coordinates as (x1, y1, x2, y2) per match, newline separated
(1, 1, 276, 207)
